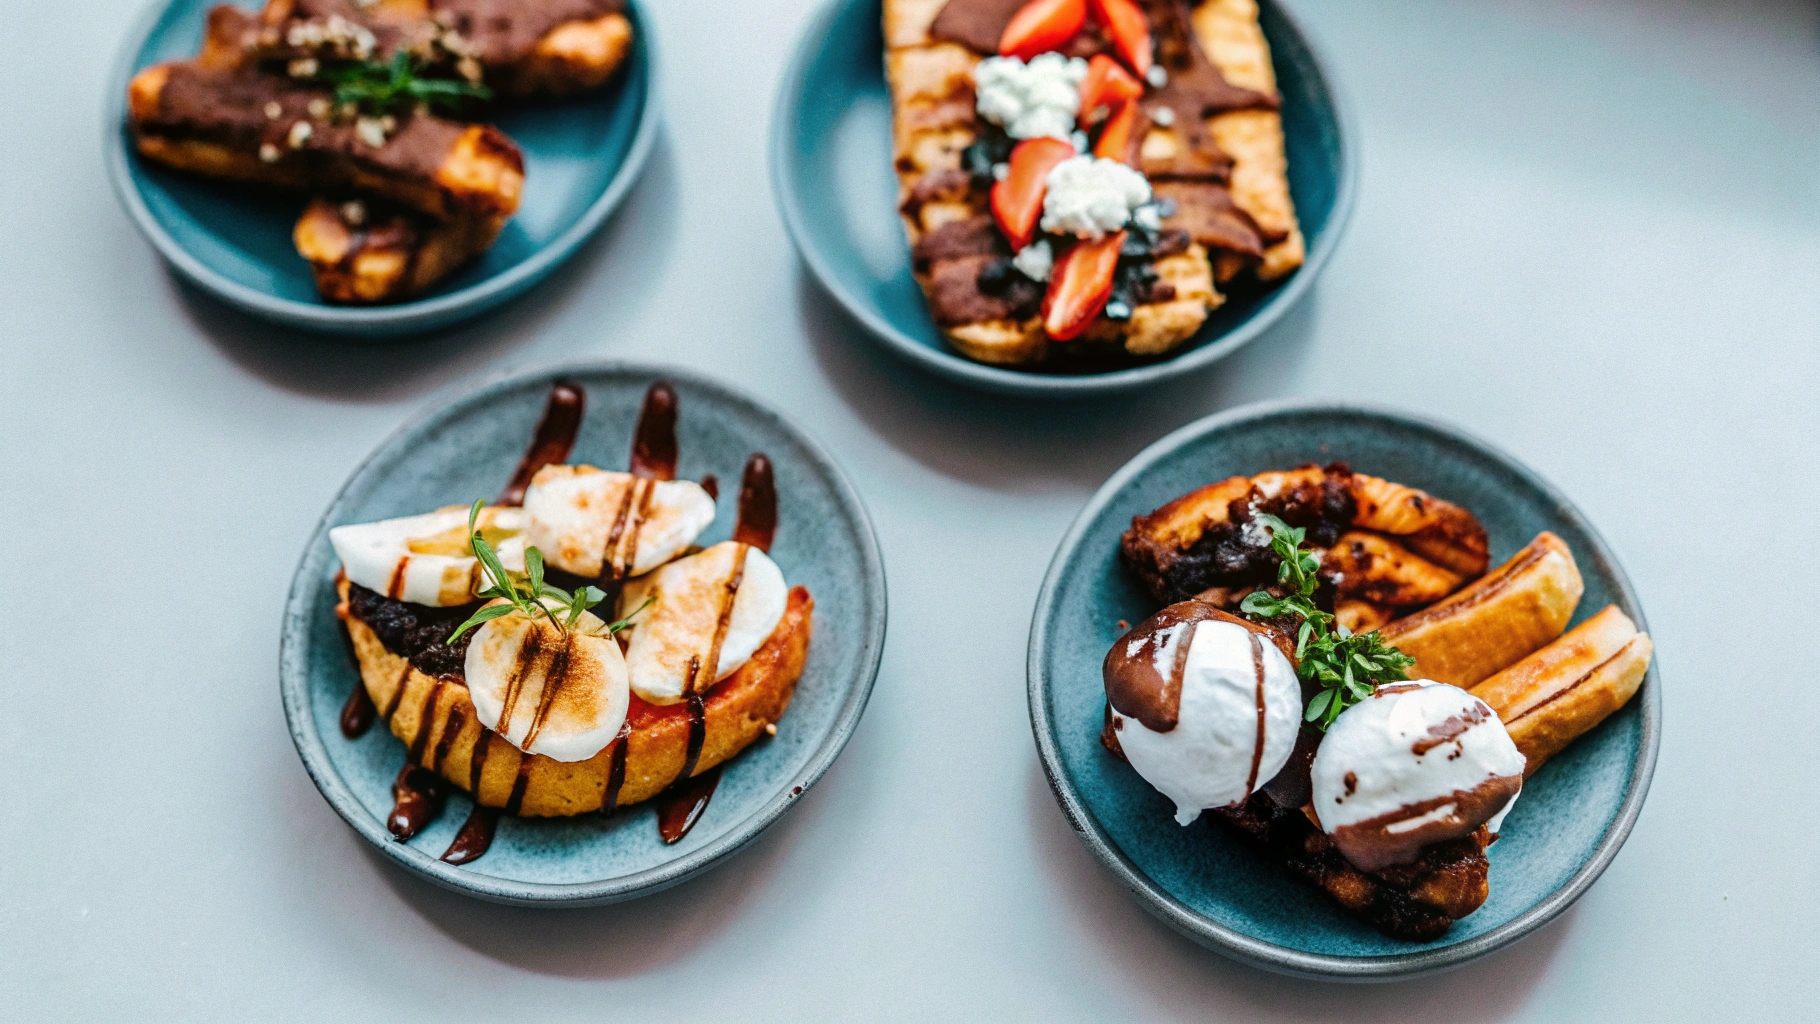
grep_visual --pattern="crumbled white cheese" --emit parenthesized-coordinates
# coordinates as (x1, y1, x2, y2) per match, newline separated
(355, 116, 387, 148)
(1040, 156, 1152, 239)
(1132, 203, 1163, 233)
(264, 100, 283, 120)
(973, 53, 1089, 141)
(1150, 105, 1176, 127)
(287, 120, 313, 149)
(1012, 239, 1054, 282)
(1146, 65, 1168, 88)
(258, 143, 281, 163)
(992, 162, 1010, 182)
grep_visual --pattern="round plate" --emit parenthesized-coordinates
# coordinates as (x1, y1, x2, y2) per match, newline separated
(771, 0, 1356, 397)
(1027, 402, 1661, 978)
(280, 362, 887, 904)
(105, 0, 660, 337)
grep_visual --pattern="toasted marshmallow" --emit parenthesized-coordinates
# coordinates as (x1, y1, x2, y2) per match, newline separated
(616, 541, 787, 705)
(330, 505, 526, 607)
(1310, 681, 1525, 871)
(1106, 610, 1303, 825)
(522, 465, 716, 580)
(465, 602, 631, 762)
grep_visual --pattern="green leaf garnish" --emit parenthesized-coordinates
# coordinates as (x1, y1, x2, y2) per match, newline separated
(1240, 514, 1417, 731)
(321, 50, 490, 117)
(445, 500, 647, 643)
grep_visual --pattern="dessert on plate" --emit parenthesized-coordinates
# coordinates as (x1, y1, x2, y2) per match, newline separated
(885, 0, 1301, 369)
(329, 380, 812, 864)
(1101, 463, 1651, 939)
(125, 0, 636, 305)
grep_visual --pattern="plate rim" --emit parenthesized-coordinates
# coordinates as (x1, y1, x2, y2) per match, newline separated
(278, 359, 889, 905)
(103, 0, 663, 338)
(768, 0, 1360, 398)
(1025, 398, 1662, 979)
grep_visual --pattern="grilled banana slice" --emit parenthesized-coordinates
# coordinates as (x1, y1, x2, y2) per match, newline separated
(1380, 532, 1584, 688)
(1471, 605, 1651, 773)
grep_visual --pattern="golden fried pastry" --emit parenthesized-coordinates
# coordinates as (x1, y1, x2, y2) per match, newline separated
(1380, 532, 1584, 688)
(1472, 605, 1651, 774)
(294, 197, 499, 303)
(339, 576, 812, 816)
(253, 0, 634, 98)
(128, 6, 524, 224)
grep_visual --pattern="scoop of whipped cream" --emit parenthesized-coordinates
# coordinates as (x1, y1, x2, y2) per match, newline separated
(1310, 681, 1526, 871)
(974, 53, 1089, 141)
(465, 599, 630, 763)
(1103, 602, 1302, 825)
(616, 541, 788, 705)
(1041, 155, 1152, 239)
(522, 465, 716, 580)
(330, 505, 526, 607)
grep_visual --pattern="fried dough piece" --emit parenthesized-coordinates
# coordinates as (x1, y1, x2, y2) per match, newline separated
(1120, 462, 1490, 608)
(294, 197, 499, 303)
(337, 577, 812, 817)
(128, 6, 523, 223)
(253, 0, 633, 98)
(1381, 532, 1584, 688)
(1472, 605, 1651, 774)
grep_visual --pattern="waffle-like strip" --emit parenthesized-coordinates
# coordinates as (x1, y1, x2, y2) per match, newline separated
(294, 197, 501, 303)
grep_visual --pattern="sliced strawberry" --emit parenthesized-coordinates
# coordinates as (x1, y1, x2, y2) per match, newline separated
(999, 0, 1087, 61)
(1042, 231, 1126, 340)
(1093, 100, 1139, 163)
(1091, 0, 1153, 77)
(990, 136, 1077, 251)
(1078, 53, 1144, 123)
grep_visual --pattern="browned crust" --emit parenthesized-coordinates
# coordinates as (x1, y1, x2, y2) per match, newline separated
(294, 197, 502, 303)
(336, 577, 813, 817)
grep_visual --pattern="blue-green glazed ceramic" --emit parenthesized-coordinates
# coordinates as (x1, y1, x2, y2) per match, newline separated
(105, 0, 659, 337)
(1028, 402, 1660, 978)
(280, 362, 887, 904)
(771, 0, 1355, 397)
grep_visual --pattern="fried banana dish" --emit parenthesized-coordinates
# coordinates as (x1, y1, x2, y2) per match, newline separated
(1102, 462, 1651, 940)
(328, 380, 811, 863)
(126, 0, 635, 305)
(886, 0, 1301, 369)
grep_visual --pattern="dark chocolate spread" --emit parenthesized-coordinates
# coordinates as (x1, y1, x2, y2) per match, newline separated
(1103, 600, 1290, 732)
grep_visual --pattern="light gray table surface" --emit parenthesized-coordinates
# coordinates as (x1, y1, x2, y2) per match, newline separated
(3, 0, 1816, 1018)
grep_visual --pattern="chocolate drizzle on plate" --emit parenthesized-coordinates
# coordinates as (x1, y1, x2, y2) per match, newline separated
(338, 622, 377, 738)
(733, 454, 778, 552)
(440, 806, 499, 865)
(496, 381, 585, 507)
(628, 382, 679, 482)
(656, 765, 724, 845)
(388, 765, 445, 839)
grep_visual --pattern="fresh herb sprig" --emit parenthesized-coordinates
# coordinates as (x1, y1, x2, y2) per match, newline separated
(322, 50, 490, 117)
(448, 500, 648, 643)
(1238, 514, 1417, 730)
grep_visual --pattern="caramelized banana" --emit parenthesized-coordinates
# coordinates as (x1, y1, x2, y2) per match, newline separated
(1472, 605, 1651, 774)
(1380, 532, 1583, 688)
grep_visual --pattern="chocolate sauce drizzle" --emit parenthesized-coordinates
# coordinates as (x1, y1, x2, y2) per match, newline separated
(732, 454, 778, 552)
(657, 766, 723, 845)
(628, 382, 679, 481)
(338, 623, 376, 738)
(388, 766, 444, 839)
(441, 807, 499, 865)
(495, 381, 585, 507)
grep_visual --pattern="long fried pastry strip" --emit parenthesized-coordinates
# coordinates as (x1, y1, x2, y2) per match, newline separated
(1473, 605, 1651, 774)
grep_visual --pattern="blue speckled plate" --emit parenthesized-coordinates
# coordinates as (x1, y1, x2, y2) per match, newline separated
(280, 362, 887, 904)
(1028, 402, 1661, 978)
(771, 0, 1356, 397)
(105, 0, 659, 337)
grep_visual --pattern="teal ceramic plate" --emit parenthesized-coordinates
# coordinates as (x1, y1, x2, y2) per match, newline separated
(1028, 402, 1660, 978)
(105, 0, 659, 337)
(280, 362, 887, 904)
(771, 0, 1355, 397)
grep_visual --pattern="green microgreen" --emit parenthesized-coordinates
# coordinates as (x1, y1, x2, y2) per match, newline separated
(447, 500, 641, 643)
(321, 50, 490, 117)
(1237, 514, 1417, 731)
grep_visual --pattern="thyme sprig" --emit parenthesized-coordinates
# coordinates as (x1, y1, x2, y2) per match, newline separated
(1238, 514, 1417, 730)
(448, 500, 647, 643)
(321, 50, 490, 116)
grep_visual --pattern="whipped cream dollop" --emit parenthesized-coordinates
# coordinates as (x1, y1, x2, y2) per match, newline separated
(522, 465, 717, 580)
(465, 600, 631, 762)
(1311, 681, 1526, 871)
(330, 505, 527, 607)
(1040, 156, 1152, 239)
(974, 53, 1089, 141)
(1104, 603, 1302, 825)
(616, 541, 789, 705)
(1012, 238, 1054, 281)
